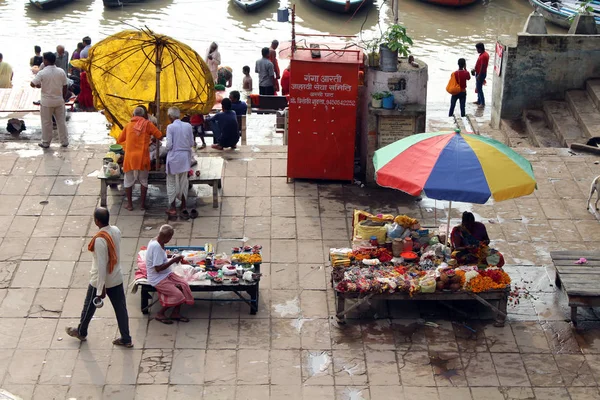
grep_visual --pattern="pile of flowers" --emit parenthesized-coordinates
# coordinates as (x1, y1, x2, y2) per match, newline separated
(464, 268, 511, 293)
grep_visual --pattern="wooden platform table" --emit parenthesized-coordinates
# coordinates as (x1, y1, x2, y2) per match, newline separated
(551, 250, 600, 326)
(98, 156, 224, 208)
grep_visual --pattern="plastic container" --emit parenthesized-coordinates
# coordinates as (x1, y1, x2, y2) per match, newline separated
(277, 7, 289, 22)
(392, 238, 403, 257)
(382, 94, 394, 109)
(379, 45, 398, 72)
(369, 236, 379, 247)
(420, 278, 436, 293)
(403, 237, 413, 252)
(109, 144, 124, 154)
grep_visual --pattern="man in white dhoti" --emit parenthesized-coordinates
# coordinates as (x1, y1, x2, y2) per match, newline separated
(165, 107, 195, 219)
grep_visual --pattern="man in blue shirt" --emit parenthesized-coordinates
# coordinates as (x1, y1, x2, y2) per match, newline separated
(207, 98, 239, 150)
(229, 91, 247, 116)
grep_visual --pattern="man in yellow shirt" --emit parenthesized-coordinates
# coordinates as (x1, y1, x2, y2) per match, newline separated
(117, 107, 163, 211)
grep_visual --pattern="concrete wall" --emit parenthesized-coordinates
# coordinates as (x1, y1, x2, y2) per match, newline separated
(492, 34, 600, 126)
(364, 59, 428, 106)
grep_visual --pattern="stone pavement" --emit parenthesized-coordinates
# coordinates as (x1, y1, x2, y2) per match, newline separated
(0, 142, 600, 400)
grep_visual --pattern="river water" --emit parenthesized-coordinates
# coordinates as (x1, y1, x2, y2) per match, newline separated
(0, 0, 563, 131)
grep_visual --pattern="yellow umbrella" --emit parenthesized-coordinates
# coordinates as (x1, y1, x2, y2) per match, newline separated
(72, 28, 215, 140)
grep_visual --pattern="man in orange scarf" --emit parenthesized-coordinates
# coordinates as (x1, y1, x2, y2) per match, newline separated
(65, 207, 132, 347)
(118, 107, 164, 211)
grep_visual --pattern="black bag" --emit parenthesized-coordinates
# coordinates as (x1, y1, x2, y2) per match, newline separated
(6, 119, 26, 134)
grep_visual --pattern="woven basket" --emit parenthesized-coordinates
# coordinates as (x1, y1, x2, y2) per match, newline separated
(354, 220, 388, 243)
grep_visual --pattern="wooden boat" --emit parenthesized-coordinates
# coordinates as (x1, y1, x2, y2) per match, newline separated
(29, 0, 74, 9)
(529, 0, 600, 28)
(103, 0, 145, 7)
(232, 0, 273, 12)
(308, 0, 373, 13)
(419, 0, 478, 6)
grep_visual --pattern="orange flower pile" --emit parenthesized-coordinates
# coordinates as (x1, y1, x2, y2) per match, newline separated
(466, 270, 511, 293)
(454, 270, 466, 287)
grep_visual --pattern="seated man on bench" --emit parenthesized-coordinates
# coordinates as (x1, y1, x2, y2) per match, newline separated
(206, 98, 239, 151)
(146, 224, 194, 324)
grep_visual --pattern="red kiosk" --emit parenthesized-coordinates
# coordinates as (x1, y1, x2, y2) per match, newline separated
(286, 44, 362, 181)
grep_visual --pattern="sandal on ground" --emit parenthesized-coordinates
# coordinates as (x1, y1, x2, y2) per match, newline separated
(180, 210, 190, 220)
(199, 144, 207, 149)
(65, 327, 87, 341)
(171, 316, 190, 322)
(113, 338, 134, 348)
(154, 316, 173, 325)
(190, 209, 198, 219)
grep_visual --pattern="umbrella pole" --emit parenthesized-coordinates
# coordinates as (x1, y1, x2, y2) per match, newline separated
(155, 43, 162, 171)
(446, 201, 452, 247)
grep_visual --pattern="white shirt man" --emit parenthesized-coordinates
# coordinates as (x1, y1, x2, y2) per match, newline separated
(31, 53, 69, 148)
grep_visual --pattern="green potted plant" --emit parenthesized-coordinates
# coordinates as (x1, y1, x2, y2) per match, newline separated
(380, 24, 413, 72)
(366, 38, 381, 68)
(371, 92, 385, 108)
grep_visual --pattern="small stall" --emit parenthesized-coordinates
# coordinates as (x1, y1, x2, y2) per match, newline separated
(132, 244, 263, 314)
(332, 211, 511, 326)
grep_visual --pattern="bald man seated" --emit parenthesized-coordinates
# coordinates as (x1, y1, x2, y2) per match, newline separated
(145, 225, 194, 324)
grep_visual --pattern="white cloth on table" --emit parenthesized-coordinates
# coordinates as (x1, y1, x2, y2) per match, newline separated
(166, 119, 194, 175)
(123, 170, 149, 188)
(89, 225, 123, 297)
(167, 171, 189, 204)
(146, 239, 172, 287)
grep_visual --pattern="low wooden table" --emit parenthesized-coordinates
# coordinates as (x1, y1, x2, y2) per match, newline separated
(98, 156, 224, 208)
(132, 246, 261, 315)
(551, 250, 600, 326)
(334, 286, 509, 326)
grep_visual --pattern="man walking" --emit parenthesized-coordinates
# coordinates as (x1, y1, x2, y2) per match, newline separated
(471, 42, 489, 107)
(165, 107, 194, 218)
(31, 52, 69, 148)
(255, 47, 275, 95)
(117, 107, 164, 211)
(55, 45, 69, 74)
(66, 207, 132, 347)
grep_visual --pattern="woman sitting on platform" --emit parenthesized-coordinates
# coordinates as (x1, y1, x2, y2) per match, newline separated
(451, 211, 504, 267)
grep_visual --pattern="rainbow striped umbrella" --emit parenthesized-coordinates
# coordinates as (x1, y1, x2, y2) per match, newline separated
(373, 131, 536, 204)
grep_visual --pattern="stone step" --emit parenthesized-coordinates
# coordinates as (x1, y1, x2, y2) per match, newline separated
(499, 118, 534, 147)
(587, 79, 600, 110)
(566, 89, 600, 139)
(543, 100, 588, 147)
(523, 109, 563, 148)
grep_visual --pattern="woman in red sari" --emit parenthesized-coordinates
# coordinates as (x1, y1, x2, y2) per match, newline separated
(77, 71, 94, 111)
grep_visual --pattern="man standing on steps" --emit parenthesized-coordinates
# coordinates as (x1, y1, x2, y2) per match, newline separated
(471, 42, 489, 108)
(31, 52, 69, 149)
(66, 207, 133, 348)
(255, 47, 275, 96)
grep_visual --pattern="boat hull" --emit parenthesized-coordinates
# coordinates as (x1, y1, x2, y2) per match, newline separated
(103, 0, 145, 7)
(232, 0, 272, 12)
(529, 0, 571, 27)
(308, 0, 373, 13)
(529, 0, 600, 28)
(29, 0, 74, 9)
(419, 0, 478, 7)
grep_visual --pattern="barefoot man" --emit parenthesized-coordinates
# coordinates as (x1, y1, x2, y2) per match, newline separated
(117, 106, 163, 211)
(146, 225, 194, 324)
(66, 207, 132, 347)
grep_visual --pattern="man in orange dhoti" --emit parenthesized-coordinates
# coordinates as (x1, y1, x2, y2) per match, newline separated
(117, 107, 163, 211)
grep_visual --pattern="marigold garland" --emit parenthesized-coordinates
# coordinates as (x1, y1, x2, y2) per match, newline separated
(466, 269, 511, 293)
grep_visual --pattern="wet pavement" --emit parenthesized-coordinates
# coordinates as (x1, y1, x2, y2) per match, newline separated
(0, 139, 599, 399)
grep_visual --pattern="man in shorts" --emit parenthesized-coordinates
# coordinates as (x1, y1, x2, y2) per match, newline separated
(117, 107, 163, 211)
